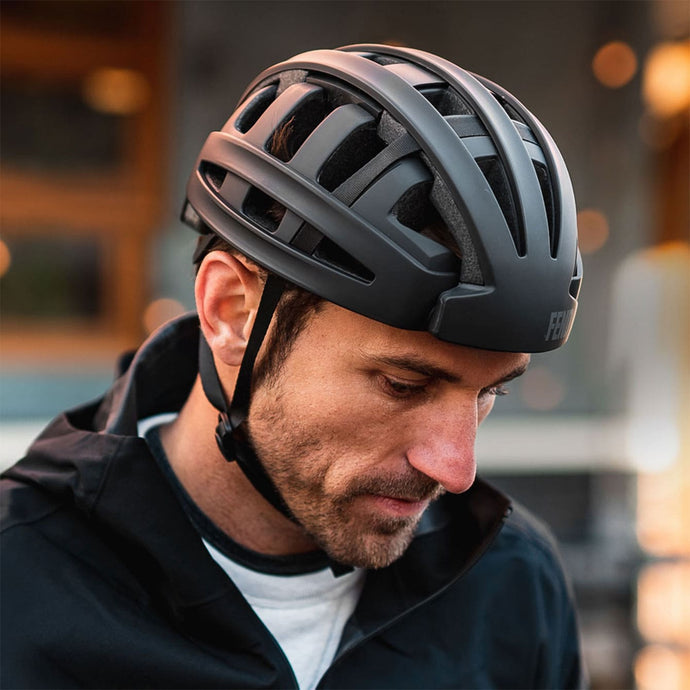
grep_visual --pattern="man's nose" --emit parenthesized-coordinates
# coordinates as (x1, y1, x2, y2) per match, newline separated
(404, 399, 478, 494)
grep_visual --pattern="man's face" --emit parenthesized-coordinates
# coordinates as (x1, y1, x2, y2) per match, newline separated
(247, 302, 529, 569)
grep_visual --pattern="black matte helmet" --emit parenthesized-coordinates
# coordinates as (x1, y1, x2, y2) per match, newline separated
(182, 44, 583, 528)
(184, 43, 582, 353)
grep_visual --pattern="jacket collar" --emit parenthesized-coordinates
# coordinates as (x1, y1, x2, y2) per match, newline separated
(103, 313, 201, 435)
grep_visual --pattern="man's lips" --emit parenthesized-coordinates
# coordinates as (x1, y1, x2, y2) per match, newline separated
(359, 493, 431, 518)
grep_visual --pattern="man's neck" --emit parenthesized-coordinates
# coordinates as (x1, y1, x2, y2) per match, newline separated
(158, 376, 318, 556)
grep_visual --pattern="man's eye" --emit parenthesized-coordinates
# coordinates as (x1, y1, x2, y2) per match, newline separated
(481, 384, 509, 398)
(381, 376, 427, 398)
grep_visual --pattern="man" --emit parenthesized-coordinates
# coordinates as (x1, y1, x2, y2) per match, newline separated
(1, 45, 585, 688)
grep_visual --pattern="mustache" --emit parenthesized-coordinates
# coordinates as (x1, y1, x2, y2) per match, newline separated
(340, 470, 444, 503)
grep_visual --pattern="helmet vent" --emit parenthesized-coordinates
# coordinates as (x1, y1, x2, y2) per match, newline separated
(306, 76, 382, 116)
(393, 182, 442, 234)
(268, 95, 334, 162)
(569, 254, 583, 298)
(235, 85, 278, 134)
(363, 54, 405, 67)
(312, 234, 375, 283)
(533, 161, 558, 257)
(318, 122, 386, 191)
(201, 162, 227, 191)
(290, 221, 374, 282)
(490, 92, 528, 127)
(420, 86, 474, 116)
(476, 157, 524, 256)
(394, 182, 463, 263)
(243, 186, 286, 233)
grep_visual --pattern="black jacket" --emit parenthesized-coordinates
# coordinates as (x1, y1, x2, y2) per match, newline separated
(1, 315, 584, 689)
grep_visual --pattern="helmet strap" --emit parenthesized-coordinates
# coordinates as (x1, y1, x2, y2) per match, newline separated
(197, 273, 354, 576)
(198, 273, 295, 519)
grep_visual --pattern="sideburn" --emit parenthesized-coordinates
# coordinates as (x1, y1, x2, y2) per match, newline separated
(251, 289, 324, 391)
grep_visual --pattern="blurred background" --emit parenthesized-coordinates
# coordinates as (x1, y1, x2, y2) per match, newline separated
(1, 1, 688, 688)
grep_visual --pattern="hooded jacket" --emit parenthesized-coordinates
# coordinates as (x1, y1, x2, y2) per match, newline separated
(1, 314, 584, 689)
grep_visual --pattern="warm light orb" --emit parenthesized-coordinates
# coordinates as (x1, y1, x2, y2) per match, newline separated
(520, 366, 566, 411)
(637, 469, 690, 557)
(637, 561, 690, 645)
(592, 41, 638, 88)
(143, 298, 187, 335)
(0, 239, 11, 278)
(576, 209, 610, 254)
(635, 644, 690, 690)
(82, 68, 151, 115)
(643, 41, 690, 118)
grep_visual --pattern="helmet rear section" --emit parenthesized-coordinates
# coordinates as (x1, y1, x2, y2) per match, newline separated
(183, 44, 582, 352)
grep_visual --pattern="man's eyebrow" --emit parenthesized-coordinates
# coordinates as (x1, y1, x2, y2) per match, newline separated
(488, 363, 529, 388)
(367, 354, 529, 387)
(368, 354, 461, 382)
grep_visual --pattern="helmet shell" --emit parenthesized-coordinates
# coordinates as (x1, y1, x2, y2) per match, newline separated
(184, 44, 582, 352)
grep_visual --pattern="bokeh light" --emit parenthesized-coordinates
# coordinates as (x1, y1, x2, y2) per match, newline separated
(643, 41, 690, 118)
(519, 366, 566, 411)
(0, 239, 11, 278)
(577, 208, 610, 254)
(82, 68, 150, 115)
(637, 470, 690, 557)
(143, 298, 186, 335)
(635, 645, 690, 690)
(637, 561, 690, 646)
(592, 41, 638, 89)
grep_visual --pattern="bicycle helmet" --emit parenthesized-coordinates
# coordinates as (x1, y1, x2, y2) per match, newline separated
(182, 44, 583, 522)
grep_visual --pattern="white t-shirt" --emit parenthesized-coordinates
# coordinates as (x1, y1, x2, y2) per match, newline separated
(204, 540, 365, 690)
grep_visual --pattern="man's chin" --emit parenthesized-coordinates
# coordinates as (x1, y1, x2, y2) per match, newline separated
(319, 522, 419, 570)
(288, 491, 429, 569)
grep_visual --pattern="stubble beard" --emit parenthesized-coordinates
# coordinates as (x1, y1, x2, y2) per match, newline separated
(248, 395, 444, 569)
(309, 481, 443, 569)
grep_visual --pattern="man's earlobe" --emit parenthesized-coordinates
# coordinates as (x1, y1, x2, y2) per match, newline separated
(195, 251, 262, 367)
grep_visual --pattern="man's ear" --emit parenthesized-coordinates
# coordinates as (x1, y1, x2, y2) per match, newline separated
(195, 251, 264, 367)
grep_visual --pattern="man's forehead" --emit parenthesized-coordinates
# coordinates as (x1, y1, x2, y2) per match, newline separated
(370, 348, 530, 374)
(310, 301, 530, 377)
(366, 350, 530, 381)
(355, 324, 531, 381)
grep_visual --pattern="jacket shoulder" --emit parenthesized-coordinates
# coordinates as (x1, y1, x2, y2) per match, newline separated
(1, 476, 62, 533)
(1, 471, 154, 610)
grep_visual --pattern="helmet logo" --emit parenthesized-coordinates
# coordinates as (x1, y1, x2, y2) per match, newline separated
(545, 309, 574, 342)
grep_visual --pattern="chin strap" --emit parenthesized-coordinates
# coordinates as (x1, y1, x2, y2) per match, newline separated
(198, 273, 354, 577)
(199, 274, 295, 520)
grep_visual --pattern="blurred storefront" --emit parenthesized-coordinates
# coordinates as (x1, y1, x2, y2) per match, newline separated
(1, 2, 688, 688)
